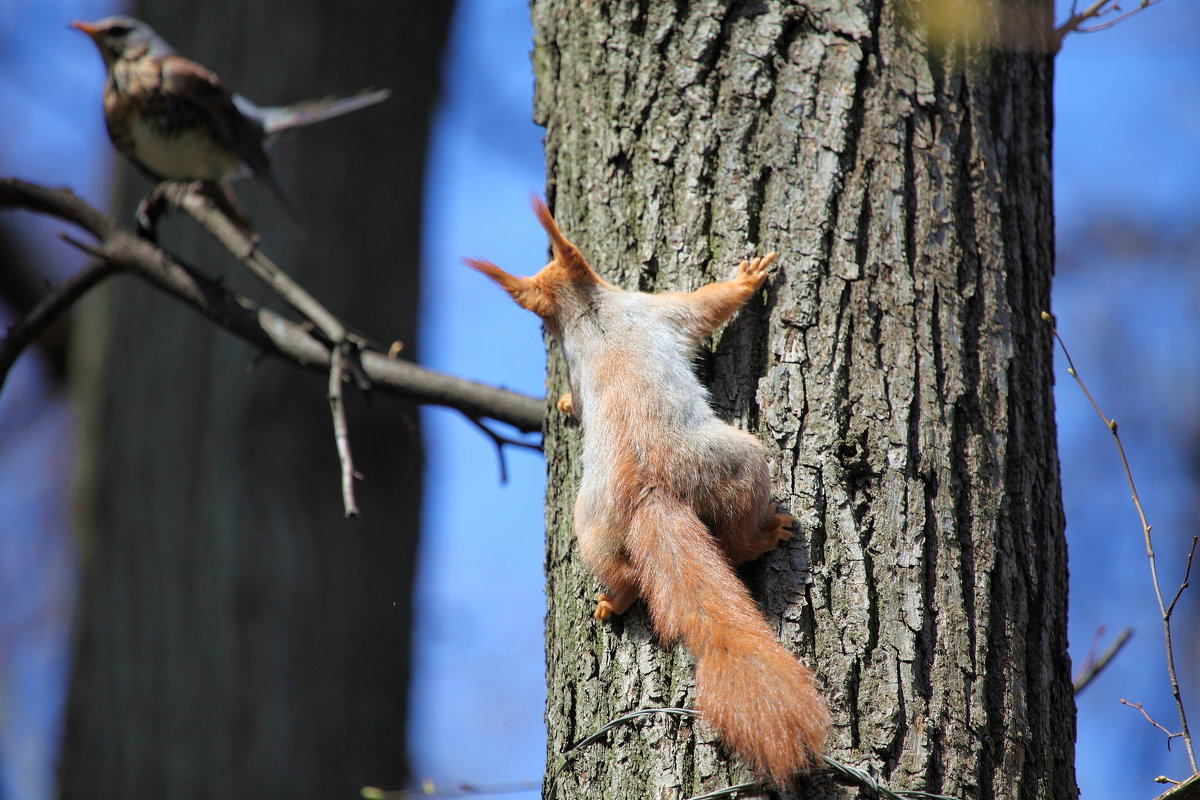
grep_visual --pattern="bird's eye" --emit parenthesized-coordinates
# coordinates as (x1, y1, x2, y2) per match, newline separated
(107, 23, 132, 36)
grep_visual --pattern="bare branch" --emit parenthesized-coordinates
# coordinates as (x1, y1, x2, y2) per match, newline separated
(1054, 0, 1163, 52)
(0, 178, 545, 434)
(1044, 311, 1197, 770)
(463, 414, 544, 484)
(165, 182, 350, 346)
(160, 181, 371, 517)
(1073, 627, 1133, 694)
(329, 344, 359, 518)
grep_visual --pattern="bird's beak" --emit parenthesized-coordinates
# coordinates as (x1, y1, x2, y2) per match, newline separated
(70, 20, 100, 40)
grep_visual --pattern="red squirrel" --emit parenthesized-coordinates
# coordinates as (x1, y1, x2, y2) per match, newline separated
(466, 199, 829, 785)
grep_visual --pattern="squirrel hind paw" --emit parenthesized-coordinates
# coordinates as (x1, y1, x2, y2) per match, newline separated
(593, 599, 615, 620)
(593, 589, 636, 619)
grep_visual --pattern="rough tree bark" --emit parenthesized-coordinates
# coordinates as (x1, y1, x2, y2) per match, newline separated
(59, 3, 452, 798)
(533, 2, 1074, 798)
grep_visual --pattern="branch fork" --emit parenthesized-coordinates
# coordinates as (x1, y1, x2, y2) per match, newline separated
(0, 177, 545, 519)
(146, 181, 371, 517)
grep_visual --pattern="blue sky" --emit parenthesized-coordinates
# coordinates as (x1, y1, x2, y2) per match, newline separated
(1, 2, 1198, 799)
(1052, 2, 1200, 793)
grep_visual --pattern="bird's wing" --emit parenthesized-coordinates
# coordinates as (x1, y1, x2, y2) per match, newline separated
(159, 54, 296, 214)
(159, 56, 274, 183)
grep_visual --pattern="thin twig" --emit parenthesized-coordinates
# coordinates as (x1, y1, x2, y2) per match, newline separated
(329, 344, 359, 518)
(562, 706, 698, 754)
(59, 232, 107, 260)
(464, 415, 544, 484)
(547, 706, 698, 795)
(1043, 311, 1197, 771)
(361, 779, 539, 799)
(0, 178, 545, 434)
(0, 257, 117, 392)
(1074, 627, 1133, 694)
(683, 781, 760, 800)
(556, 707, 959, 800)
(1078, 0, 1163, 33)
(1052, 0, 1162, 51)
(1122, 699, 1182, 746)
(1057, 0, 1113, 33)
(1166, 537, 1198, 617)
(821, 756, 959, 800)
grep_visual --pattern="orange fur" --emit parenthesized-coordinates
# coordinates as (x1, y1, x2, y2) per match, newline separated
(465, 199, 829, 785)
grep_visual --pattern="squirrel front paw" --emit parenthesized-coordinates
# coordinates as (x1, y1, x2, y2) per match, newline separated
(735, 251, 777, 289)
(769, 510, 794, 547)
(556, 392, 574, 416)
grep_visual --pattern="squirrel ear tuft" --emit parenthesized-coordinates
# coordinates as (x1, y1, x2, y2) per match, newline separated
(464, 258, 552, 318)
(530, 196, 593, 279)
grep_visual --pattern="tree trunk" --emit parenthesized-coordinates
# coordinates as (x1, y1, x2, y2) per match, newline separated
(533, 2, 1074, 798)
(60, 3, 452, 798)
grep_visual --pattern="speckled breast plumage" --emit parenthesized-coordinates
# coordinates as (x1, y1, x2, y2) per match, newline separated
(103, 79, 244, 182)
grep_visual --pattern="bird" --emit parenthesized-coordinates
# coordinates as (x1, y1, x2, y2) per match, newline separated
(71, 15, 388, 225)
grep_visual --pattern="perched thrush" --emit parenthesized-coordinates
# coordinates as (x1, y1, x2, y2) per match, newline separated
(71, 15, 388, 223)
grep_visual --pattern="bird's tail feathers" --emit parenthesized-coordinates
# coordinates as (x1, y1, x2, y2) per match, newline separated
(627, 490, 829, 785)
(254, 89, 390, 135)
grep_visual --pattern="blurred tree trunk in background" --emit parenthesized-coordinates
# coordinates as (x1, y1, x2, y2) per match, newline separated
(533, 2, 1075, 798)
(59, 3, 452, 798)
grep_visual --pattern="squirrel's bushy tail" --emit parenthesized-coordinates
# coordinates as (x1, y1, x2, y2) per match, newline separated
(627, 490, 828, 785)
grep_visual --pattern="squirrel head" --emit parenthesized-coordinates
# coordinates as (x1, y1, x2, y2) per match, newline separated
(465, 197, 602, 328)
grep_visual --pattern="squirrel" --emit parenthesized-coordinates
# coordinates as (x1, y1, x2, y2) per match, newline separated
(465, 198, 829, 785)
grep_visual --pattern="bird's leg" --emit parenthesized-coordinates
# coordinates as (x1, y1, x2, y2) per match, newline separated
(135, 183, 172, 242)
